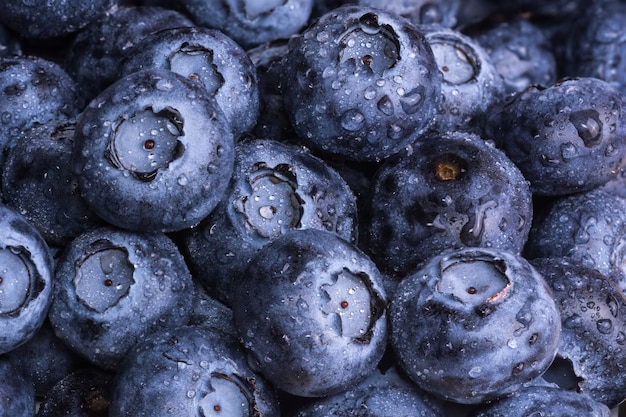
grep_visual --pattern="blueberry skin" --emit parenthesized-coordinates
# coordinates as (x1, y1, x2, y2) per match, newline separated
(357, 0, 461, 28)
(73, 68, 235, 233)
(0, 355, 35, 417)
(469, 16, 557, 95)
(184, 138, 358, 305)
(419, 24, 506, 135)
(368, 131, 532, 278)
(232, 229, 388, 398)
(6, 319, 88, 397)
(187, 278, 237, 338)
(525, 189, 626, 293)
(470, 385, 610, 417)
(47, 226, 194, 370)
(108, 325, 280, 417)
(0, 0, 117, 39)
(390, 247, 561, 404)
(1, 119, 103, 247)
(142, 0, 313, 49)
(295, 367, 445, 417)
(64, 6, 194, 108)
(36, 367, 115, 417)
(0, 204, 54, 355)
(281, 5, 442, 162)
(487, 77, 626, 196)
(531, 257, 626, 408)
(0, 55, 78, 153)
(119, 26, 260, 139)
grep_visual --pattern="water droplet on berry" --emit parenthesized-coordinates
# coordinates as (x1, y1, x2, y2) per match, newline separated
(340, 109, 365, 131)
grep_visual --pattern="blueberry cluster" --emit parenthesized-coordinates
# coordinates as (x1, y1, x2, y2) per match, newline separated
(1, 1, 626, 417)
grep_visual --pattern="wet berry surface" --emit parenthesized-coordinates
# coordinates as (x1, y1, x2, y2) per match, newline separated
(0, 1, 626, 416)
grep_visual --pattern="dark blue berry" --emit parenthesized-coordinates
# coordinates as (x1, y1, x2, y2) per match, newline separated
(525, 189, 626, 293)
(470, 385, 611, 417)
(469, 16, 557, 94)
(47, 226, 194, 370)
(368, 131, 532, 278)
(1, 119, 103, 247)
(419, 23, 505, 135)
(0, 55, 78, 155)
(143, 0, 314, 49)
(562, 1, 626, 94)
(73, 68, 235, 233)
(531, 257, 626, 408)
(487, 77, 626, 196)
(282, 5, 442, 162)
(390, 247, 561, 404)
(0, 0, 118, 39)
(108, 325, 280, 416)
(231, 229, 388, 397)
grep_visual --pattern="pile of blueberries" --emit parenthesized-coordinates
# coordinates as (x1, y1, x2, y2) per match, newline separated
(2, 0, 626, 415)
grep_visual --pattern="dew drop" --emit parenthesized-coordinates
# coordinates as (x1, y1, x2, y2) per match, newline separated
(597, 318, 613, 334)
(468, 366, 482, 377)
(340, 109, 365, 131)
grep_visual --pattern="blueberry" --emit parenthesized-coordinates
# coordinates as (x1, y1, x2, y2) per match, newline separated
(0, 355, 35, 417)
(47, 226, 194, 370)
(143, 0, 314, 49)
(73, 68, 235, 233)
(487, 77, 626, 196)
(368, 131, 532, 278)
(562, 1, 626, 94)
(468, 16, 558, 94)
(36, 367, 115, 417)
(231, 229, 388, 397)
(118, 26, 260, 139)
(64, 5, 194, 108)
(294, 367, 445, 416)
(108, 325, 280, 416)
(390, 247, 561, 404)
(0, 203, 54, 355)
(0, 0, 118, 39)
(0, 55, 78, 156)
(6, 319, 88, 397)
(531, 257, 626, 408)
(183, 138, 358, 305)
(418, 23, 505, 135)
(357, 0, 461, 28)
(281, 5, 442, 162)
(470, 385, 611, 417)
(525, 189, 626, 293)
(1, 119, 103, 247)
